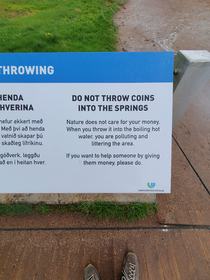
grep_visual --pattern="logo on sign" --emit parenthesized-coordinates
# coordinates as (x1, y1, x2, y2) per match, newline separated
(147, 183, 156, 188)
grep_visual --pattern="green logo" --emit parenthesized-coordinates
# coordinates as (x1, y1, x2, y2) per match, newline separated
(147, 183, 156, 188)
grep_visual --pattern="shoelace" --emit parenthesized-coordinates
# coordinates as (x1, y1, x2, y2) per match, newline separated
(87, 275, 96, 280)
(121, 262, 136, 280)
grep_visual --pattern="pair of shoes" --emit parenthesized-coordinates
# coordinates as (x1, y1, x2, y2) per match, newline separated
(84, 252, 139, 280)
(121, 252, 139, 280)
(84, 264, 100, 280)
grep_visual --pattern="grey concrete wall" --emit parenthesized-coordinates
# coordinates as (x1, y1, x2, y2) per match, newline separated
(173, 50, 210, 127)
(0, 193, 157, 204)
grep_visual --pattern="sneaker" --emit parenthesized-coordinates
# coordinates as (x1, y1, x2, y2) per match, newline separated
(121, 252, 139, 280)
(84, 264, 100, 280)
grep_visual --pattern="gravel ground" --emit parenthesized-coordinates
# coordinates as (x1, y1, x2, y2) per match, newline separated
(115, 0, 210, 53)
(114, 0, 210, 220)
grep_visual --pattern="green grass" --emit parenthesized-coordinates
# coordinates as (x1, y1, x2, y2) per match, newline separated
(0, 0, 120, 52)
(0, 0, 151, 222)
(0, 201, 157, 221)
(76, 201, 158, 221)
(0, 203, 34, 215)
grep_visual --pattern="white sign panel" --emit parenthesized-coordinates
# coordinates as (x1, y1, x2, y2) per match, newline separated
(0, 52, 173, 193)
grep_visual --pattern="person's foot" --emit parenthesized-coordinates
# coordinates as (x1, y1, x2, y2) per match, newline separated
(84, 264, 100, 280)
(121, 252, 139, 280)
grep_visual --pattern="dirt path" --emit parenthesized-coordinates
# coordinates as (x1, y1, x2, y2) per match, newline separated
(115, 0, 210, 53)
(115, 0, 210, 221)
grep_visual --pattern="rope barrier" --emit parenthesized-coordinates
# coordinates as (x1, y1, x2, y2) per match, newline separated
(172, 134, 210, 195)
(0, 225, 209, 232)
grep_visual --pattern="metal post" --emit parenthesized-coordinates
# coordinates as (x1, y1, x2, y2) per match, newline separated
(173, 50, 210, 127)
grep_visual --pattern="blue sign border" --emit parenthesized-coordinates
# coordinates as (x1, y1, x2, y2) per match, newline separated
(0, 52, 173, 83)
